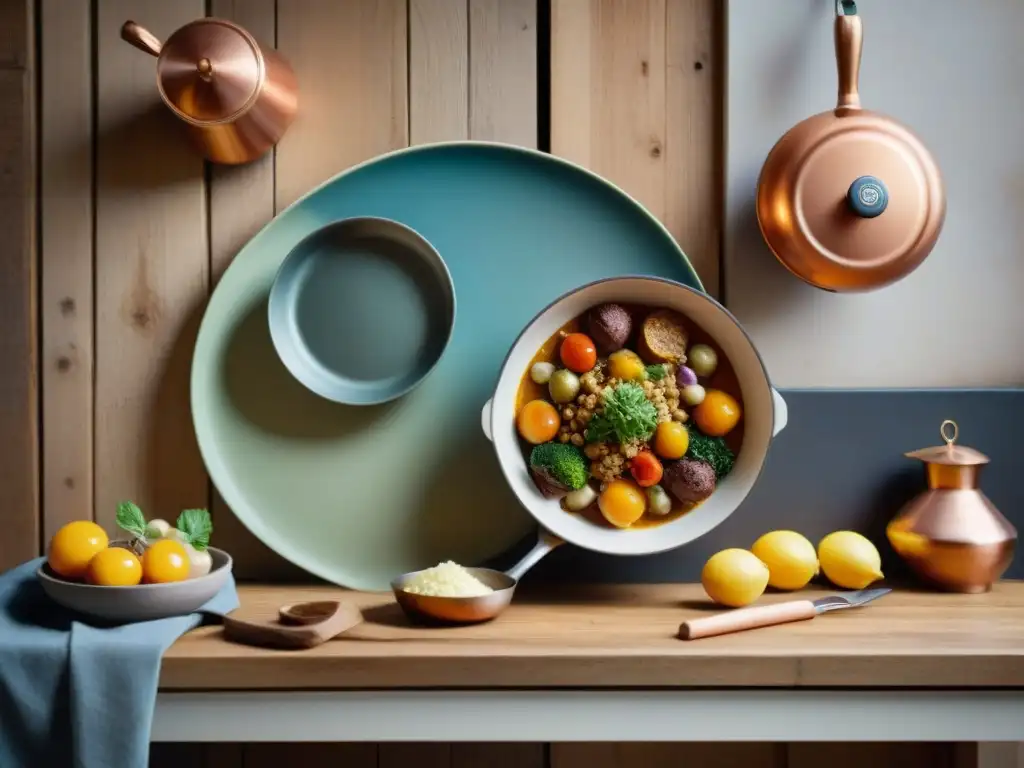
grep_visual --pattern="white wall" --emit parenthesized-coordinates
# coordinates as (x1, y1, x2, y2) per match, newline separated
(725, 0, 1024, 387)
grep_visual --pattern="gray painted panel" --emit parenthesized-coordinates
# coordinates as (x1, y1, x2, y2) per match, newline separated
(496, 389, 1024, 584)
(725, 0, 1024, 387)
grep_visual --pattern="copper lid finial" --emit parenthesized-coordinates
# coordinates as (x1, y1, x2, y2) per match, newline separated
(904, 419, 990, 467)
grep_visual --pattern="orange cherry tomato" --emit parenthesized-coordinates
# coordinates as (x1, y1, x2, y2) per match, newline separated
(598, 479, 647, 528)
(693, 389, 742, 437)
(516, 399, 561, 444)
(141, 539, 190, 584)
(654, 421, 689, 459)
(629, 451, 664, 487)
(559, 333, 598, 373)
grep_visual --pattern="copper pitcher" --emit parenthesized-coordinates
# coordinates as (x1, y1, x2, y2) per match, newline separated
(756, 0, 945, 292)
(122, 18, 298, 165)
(887, 420, 1016, 593)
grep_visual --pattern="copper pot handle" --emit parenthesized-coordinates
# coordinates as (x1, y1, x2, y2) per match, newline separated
(121, 21, 162, 57)
(834, 0, 862, 112)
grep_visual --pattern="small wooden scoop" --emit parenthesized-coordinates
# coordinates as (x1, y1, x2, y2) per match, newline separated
(223, 600, 363, 649)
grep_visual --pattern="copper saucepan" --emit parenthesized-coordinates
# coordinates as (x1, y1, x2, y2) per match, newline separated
(122, 18, 298, 165)
(756, 0, 945, 292)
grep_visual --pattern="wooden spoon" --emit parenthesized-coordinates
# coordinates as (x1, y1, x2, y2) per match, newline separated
(223, 600, 363, 649)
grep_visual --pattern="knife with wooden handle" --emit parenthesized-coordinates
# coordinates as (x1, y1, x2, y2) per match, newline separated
(678, 587, 891, 640)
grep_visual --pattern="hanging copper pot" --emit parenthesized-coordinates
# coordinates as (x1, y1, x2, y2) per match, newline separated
(122, 18, 298, 165)
(756, 0, 945, 292)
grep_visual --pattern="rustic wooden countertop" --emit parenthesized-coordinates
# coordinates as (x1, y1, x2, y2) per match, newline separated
(159, 582, 1024, 691)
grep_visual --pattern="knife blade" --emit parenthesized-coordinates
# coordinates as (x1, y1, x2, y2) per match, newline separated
(812, 587, 891, 613)
(679, 587, 892, 641)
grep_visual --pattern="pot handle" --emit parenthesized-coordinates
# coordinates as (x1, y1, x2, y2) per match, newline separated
(772, 388, 789, 437)
(481, 398, 493, 442)
(505, 529, 564, 582)
(121, 21, 163, 57)
(834, 0, 862, 112)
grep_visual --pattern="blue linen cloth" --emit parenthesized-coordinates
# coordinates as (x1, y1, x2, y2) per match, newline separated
(0, 557, 238, 768)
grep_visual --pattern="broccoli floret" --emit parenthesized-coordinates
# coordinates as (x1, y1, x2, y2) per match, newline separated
(685, 428, 735, 479)
(529, 442, 589, 491)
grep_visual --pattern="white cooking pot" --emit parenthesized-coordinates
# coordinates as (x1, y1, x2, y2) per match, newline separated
(481, 276, 788, 578)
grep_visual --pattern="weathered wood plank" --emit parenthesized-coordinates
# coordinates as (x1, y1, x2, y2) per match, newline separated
(453, 743, 546, 768)
(410, 0, 468, 144)
(275, 0, 408, 209)
(0, 0, 30, 69)
(788, 743, 962, 768)
(40, 0, 93, 542)
(379, 743, 451, 768)
(551, 0, 667, 218)
(94, 0, 209, 531)
(977, 743, 1024, 768)
(469, 0, 538, 147)
(551, 743, 784, 768)
(149, 743, 206, 768)
(243, 742, 377, 767)
(201, 742, 245, 767)
(550, 0, 720, 295)
(665, 0, 721, 297)
(0, 0, 39, 568)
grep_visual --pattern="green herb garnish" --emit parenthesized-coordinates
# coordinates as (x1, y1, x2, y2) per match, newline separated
(644, 364, 667, 381)
(586, 382, 659, 444)
(686, 428, 736, 478)
(116, 501, 147, 539)
(176, 508, 213, 552)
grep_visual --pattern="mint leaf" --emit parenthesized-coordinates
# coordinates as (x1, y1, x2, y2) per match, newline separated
(116, 501, 147, 538)
(176, 508, 212, 551)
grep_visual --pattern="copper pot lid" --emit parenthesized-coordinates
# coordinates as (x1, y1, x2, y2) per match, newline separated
(756, 0, 945, 292)
(157, 18, 263, 124)
(905, 420, 990, 467)
(781, 116, 944, 281)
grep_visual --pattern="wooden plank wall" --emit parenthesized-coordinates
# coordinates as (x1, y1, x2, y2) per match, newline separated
(0, 0, 38, 572)
(0, 0, 1007, 764)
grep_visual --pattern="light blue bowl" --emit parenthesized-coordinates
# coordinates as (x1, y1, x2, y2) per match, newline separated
(267, 217, 456, 405)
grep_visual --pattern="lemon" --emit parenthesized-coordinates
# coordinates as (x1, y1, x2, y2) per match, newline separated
(751, 530, 819, 590)
(818, 531, 884, 589)
(701, 548, 769, 607)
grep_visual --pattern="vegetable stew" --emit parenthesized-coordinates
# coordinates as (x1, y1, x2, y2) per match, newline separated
(515, 303, 744, 530)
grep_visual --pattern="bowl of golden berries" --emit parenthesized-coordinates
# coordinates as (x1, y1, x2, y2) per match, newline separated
(37, 501, 232, 622)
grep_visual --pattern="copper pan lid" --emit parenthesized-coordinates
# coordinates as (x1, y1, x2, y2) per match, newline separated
(156, 18, 263, 125)
(904, 420, 989, 467)
(756, 0, 945, 292)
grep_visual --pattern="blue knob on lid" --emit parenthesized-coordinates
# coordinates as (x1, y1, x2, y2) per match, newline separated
(847, 175, 889, 218)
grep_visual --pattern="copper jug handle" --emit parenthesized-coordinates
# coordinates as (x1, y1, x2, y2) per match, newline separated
(834, 0, 862, 112)
(121, 21, 162, 57)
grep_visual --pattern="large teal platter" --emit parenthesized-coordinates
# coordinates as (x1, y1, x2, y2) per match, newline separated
(192, 142, 702, 591)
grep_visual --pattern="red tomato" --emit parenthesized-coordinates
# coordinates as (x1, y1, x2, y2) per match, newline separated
(629, 451, 664, 488)
(560, 333, 598, 373)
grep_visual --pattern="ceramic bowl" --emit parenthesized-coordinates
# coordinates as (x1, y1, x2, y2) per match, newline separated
(37, 547, 233, 622)
(268, 216, 456, 405)
(482, 276, 788, 557)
